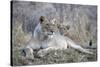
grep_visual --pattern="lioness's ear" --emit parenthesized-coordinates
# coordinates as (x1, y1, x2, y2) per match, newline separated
(51, 18, 56, 24)
(39, 16, 45, 23)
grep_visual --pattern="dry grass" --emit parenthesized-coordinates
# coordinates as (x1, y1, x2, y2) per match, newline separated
(12, 47, 97, 66)
(12, 22, 32, 46)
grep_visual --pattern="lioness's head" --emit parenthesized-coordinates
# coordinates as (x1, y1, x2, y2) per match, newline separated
(39, 16, 59, 36)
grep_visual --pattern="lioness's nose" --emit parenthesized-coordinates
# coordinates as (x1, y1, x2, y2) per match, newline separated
(47, 30, 53, 35)
(50, 30, 53, 34)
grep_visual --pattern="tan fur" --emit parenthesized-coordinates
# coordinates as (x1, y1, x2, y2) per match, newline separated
(24, 16, 93, 59)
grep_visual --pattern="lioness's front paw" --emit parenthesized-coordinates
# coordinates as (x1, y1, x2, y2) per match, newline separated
(23, 47, 34, 60)
(37, 50, 47, 57)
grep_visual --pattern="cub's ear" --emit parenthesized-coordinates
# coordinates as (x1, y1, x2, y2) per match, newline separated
(66, 25, 70, 30)
(57, 24, 61, 29)
(39, 16, 45, 23)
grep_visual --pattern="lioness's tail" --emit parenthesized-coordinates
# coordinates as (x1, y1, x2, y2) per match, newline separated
(66, 37, 93, 54)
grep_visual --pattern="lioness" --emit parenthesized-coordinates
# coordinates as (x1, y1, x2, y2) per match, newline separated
(23, 16, 93, 59)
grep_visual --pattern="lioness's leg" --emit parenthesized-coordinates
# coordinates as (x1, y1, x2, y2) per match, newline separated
(37, 47, 58, 57)
(24, 47, 34, 60)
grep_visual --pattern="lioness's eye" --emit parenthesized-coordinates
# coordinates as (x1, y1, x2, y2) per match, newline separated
(57, 26, 60, 28)
(46, 24, 49, 26)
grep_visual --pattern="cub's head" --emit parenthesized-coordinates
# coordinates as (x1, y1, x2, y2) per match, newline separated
(57, 24, 70, 36)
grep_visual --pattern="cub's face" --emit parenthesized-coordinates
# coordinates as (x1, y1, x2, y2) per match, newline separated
(57, 24, 70, 36)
